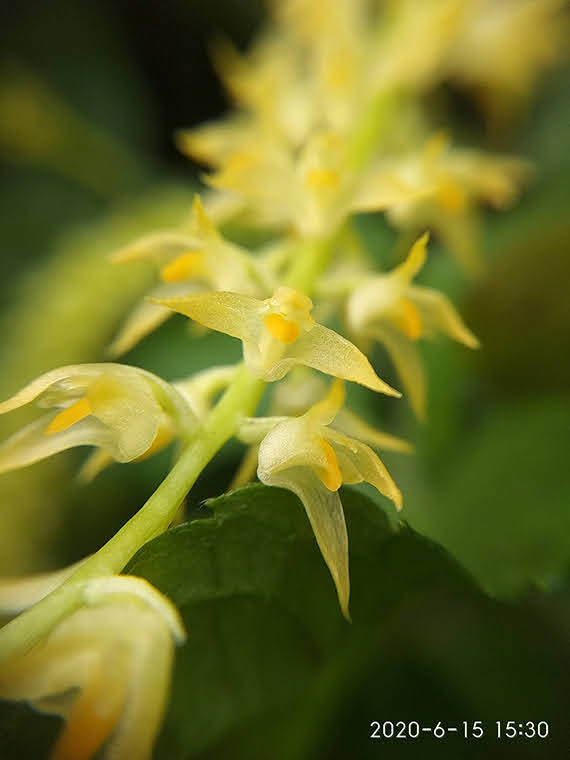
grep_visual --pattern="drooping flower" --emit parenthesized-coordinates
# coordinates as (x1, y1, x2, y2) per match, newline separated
(231, 367, 411, 489)
(238, 380, 402, 618)
(154, 285, 400, 396)
(0, 364, 197, 476)
(0, 575, 185, 760)
(109, 195, 271, 356)
(339, 233, 479, 417)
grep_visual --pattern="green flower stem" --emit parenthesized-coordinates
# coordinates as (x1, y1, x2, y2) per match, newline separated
(0, 237, 334, 665)
(347, 90, 401, 171)
(284, 237, 334, 291)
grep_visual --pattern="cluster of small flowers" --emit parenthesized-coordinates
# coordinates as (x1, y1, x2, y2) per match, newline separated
(0, 0, 564, 757)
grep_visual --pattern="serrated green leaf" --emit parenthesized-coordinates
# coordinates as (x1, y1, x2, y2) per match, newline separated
(2, 485, 569, 759)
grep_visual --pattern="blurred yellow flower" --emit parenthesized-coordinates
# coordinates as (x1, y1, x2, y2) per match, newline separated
(0, 364, 196, 476)
(342, 233, 479, 418)
(239, 380, 402, 618)
(154, 285, 400, 395)
(0, 575, 185, 760)
(360, 133, 531, 272)
(448, 0, 568, 117)
(109, 195, 271, 356)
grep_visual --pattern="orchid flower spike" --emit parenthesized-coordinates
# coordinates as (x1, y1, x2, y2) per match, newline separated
(238, 380, 402, 619)
(0, 575, 185, 760)
(109, 195, 271, 356)
(344, 233, 479, 418)
(154, 285, 400, 396)
(0, 364, 197, 478)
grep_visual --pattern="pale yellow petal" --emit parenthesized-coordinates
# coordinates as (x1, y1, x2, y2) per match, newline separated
(261, 466, 350, 619)
(352, 171, 433, 213)
(334, 408, 413, 454)
(257, 417, 331, 477)
(392, 232, 429, 283)
(372, 326, 426, 419)
(102, 612, 174, 760)
(436, 210, 484, 276)
(151, 291, 261, 344)
(85, 373, 161, 461)
(237, 416, 290, 444)
(77, 448, 115, 483)
(0, 559, 85, 616)
(288, 323, 401, 396)
(409, 286, 480, 348)
(305, 378, 345, 427)
(0, 365, 102, 414)
(108, 300, 174, 357)
(326, 429, 403, 510)
(83, 576, 186, 644)
(111, 231, 200, 264)
(50, 656, 126, 760)
(108, 282, 198, 357)
(229, 444, 260, 489)
(0, 416, 114, 474)
(175, 117, 251, 166)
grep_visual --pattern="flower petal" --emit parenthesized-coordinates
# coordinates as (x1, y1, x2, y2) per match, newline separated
(77, 448, 115, 483)
(0, 415, 115, 474)
(237, 416, 290, 443)
(409, 286, 480, 348)
(325, 429, 403, 509)
(352, 170, 433, 213)
(108, 282, 198, 357)
(81, 372, 162, 461)
(0, 560, 85, 617)
(371, 325, 426, 419)
(152, 291, 261, 345)
(261, 466, 350, 619)
(0, 365, 104, 414)
(112, 231, 201, 265)
(334, 408, 413, 453)
(288, 323, 401, 396)
(305, 378, 345, 427)
(257, 417, 330, 476)
(392, 232, 429, 283)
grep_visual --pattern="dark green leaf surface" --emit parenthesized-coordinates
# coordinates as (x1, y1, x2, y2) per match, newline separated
(125, 485, 568, 760)
(2, 486, 569, 760)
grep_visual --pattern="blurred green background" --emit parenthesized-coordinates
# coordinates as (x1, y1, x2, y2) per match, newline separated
(0, 1, 569, 758)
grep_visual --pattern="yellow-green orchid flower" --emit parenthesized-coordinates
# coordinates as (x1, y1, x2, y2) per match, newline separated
(154, 285, 400, 395)
(0, 575, 185, 760)
(0, 364, 196, 476)
(238, 380, 402, 618)
(341, 233, 479, 417)
(231, 367, 411, 489)
(109, 195, 271, 356)
(448, 0, 567, 118)
(271, 368, 413, 454)
(361, 132, 531, 273)
(203, 128, 431, 239)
